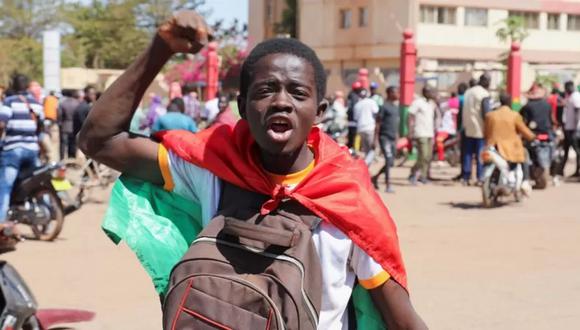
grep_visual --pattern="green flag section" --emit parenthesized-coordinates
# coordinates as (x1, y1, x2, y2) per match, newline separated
(102, 176, 387, 328)
(102, 176, 202, 295)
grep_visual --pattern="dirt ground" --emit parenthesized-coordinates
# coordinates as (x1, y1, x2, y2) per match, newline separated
(3, 162, 580, 330)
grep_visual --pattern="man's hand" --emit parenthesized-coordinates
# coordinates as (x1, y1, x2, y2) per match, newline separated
(158, 11, 213, 55)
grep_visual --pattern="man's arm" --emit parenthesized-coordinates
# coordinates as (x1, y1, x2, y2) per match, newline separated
(78, 11, 211, 185)
(370, 279, 428, 330)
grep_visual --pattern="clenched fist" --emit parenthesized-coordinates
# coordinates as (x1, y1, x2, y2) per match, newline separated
(157, 11, 213, 54)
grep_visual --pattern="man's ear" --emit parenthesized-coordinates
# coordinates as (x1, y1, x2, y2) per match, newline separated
(237, 95, 246, 120)
(314, 99, 329, 124)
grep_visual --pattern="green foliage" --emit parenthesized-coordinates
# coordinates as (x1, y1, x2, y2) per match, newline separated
(535, 74, 559, 89)
(495, 16, 529, 44)
(275, 0, 297, 37)
(0, 0, 63, 38)
(134, 0, 206, 33)
(0, 38, 43, 86)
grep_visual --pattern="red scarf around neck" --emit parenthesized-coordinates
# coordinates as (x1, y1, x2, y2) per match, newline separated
(155, 120, 408, 289)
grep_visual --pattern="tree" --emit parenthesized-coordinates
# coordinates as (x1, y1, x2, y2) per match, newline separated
(134, 0, 206, 33)
(0, 0, 63, 38)
(495, 16, 529, 44)
(62, 0, 149, 69)
(0, 38, 43, 86)
(275, 0, 297, 38)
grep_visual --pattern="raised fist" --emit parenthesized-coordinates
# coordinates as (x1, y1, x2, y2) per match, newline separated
(157, 10, 213, 54)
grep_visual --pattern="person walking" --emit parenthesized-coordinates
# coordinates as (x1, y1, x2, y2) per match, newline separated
(372, 86, 400, 192)
(151, 97, 197, 134)
(562, 81, 580, 177)
(354, 89, 380, 166)
(58, 89, 81, 160)
(370, 82, 384, 107)
(408, 86, 436, 185)
(461, 73, 491, 185)
(73, 85, 98, 140)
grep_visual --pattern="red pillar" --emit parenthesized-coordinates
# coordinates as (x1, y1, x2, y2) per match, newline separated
(205, 41, 219, 101)
(399, 29, 417, 136)
(357, 68, 370, 90)
(507, 42, 522, 110)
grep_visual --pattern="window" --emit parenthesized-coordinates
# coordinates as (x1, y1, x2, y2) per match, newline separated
(509, 11, 539, 29)
(359, 7, 369, 27)
(340, 9, 352, 29)
(568, 14, 580, 31)
(464, 8, 488, 27)
(547, 13, 560, 30)
(420, 5, 456, 25)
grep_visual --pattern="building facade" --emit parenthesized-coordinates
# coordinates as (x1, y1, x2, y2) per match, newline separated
(249, 0, 580, 94)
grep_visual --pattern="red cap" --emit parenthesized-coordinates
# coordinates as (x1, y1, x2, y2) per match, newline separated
(352, 81, 362, 90)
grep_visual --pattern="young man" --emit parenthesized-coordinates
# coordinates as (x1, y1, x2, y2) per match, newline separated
(78, 11, 426, 330)
(151, 97, 197, 134)
(0, 74, 43, 225)
(210, 94, 238, 127)
(354, 88, 380, 166)
(408, 86, 436, 185)
(462, 73, 491, 185)
(562, 81, 580, 177)
(58, 89, 81, 159)
(372, 86, 400, 193)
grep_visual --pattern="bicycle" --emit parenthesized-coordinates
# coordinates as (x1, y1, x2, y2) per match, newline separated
(63, 157, 119, 207)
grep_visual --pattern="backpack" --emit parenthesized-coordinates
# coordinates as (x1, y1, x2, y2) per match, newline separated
(162, 182, 323, 330)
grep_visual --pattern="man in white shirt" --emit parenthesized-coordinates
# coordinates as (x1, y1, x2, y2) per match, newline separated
(354, 89, 379, 166)
(562, 81, 580, 177)
(408, 86, 436, 184)
(461, 73, 491, 185)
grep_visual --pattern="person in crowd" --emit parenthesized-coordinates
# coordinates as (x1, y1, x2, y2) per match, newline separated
(408, 86, 437, 185)
(462, 73, 491, 185)
(43, 91, 59, 124)
(547, 83, 564, 127)
(0, 74, 43, 226)
(370, 82, 384, 107)
(521, 83, 554, 136)
(58, 89, 81, 159)
(562, 81, 580, 177)
(151, 97, 197, 134)
(183, 89, 201, 123)
(347, 81, 362, 149)
(372, 86, 400, 193)
(211, 95, 237, 127)
(201, 92, 220, 125)
(434, 92, 459, 166)
(322, 90, 348, 140)
(145, 93, 166, 129)
(485, 93, 536, 194)
(453, 82, 469, 181)
(73, 85, 98, 139)
(28, 81, 43, 104)
(169, 81, 183, 101)
(354, 88, 380, 166)
(77, 12, 426, 329)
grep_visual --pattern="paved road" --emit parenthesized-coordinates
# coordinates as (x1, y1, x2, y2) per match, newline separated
(4, 164, 579, 329)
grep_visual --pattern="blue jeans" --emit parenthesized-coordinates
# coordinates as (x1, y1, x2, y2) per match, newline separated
(0, 148, 40, 222)
(463, 137, 485, 182)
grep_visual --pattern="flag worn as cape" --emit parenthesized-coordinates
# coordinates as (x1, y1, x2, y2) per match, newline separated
(155, 120, 407, 289)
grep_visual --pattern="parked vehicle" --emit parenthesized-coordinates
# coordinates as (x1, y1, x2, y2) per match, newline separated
(0, 229, 94, 329)
(481, 146, 525, 208)
(7, 163, 72, 241)
(527, 133, 553, 190)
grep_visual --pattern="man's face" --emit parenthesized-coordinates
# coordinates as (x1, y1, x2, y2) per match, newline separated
(388, 88, 400, 101)
(240, 53, 325, 155)
(87, 88, 97, 102)
(218, 96, 229, 112)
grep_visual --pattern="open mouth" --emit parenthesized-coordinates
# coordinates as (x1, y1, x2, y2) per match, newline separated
(266, 117, 293, 143)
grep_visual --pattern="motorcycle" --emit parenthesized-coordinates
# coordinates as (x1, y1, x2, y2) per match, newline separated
(7, 163, 73, 241)
(0, 229, 94, 329)
(527, 133, 553, 190)
(481, 146, 525, 208)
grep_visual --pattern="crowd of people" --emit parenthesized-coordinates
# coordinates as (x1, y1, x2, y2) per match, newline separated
(320, 73, 580, 194)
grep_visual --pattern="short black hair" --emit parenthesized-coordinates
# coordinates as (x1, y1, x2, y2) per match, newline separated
(457, 82, 468, 95)
(386, 86, 398, 95)
(240, 38, 326, 102)
(168, 97, 185, 113)
(500, 93, 512, 107)
(565, 81, 575, 93)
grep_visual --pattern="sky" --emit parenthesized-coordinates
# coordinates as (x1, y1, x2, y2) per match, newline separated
(201, 0, 249, 25)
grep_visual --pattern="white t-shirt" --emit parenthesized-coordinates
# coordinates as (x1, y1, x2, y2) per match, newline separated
(160, 147, 390, 330)
(409, 97, 436, 138)
(354, 98, 379, 133)
(563, 91, 580, 131)
(202, 98, 220, 124)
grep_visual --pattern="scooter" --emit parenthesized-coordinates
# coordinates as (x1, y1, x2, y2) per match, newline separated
(527, 133, 553, 190)
(481, 146, 525, 208)
(0, 229, 94, 329)
(8, 163, 73, 241)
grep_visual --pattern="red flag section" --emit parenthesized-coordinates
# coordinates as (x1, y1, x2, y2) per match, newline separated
(155, 121, 408, 289)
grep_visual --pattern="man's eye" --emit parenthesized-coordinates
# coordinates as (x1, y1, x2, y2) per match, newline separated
(293, 89, 309, 98)
(256, 87, 272, 94)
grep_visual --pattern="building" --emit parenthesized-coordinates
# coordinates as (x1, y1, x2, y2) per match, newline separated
(249, 0, 580, 94)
